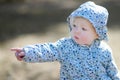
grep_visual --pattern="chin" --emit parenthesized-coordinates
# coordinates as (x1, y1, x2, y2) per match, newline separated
(78, 41, 90, 46)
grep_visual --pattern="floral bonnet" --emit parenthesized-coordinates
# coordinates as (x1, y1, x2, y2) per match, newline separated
(67, 1, 109, 41)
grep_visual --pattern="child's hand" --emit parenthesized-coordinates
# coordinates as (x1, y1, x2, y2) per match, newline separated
(11, 48, 25, 61)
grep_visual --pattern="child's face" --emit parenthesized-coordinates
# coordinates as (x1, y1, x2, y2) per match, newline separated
(70, 17, 98, 45)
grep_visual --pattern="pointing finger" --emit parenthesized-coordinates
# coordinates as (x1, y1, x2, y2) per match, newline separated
(11, 48, 23, 52)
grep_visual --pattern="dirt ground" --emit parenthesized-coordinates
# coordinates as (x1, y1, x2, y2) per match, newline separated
(0, 23, 120, 80)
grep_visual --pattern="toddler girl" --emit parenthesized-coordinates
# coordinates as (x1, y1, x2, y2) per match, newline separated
(11, 1, 120, 80)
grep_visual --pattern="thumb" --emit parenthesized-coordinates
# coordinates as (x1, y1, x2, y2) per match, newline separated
(19, 52, 25, 58)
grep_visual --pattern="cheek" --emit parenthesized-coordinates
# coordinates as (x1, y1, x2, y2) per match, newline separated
(79, 33, 91, 43)
(80, 34, 89, 41)
(70, 31, 73, 36)
(70, 29, 76, 36)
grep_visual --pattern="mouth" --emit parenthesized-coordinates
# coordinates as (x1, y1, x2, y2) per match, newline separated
(74, 36, 79, 40)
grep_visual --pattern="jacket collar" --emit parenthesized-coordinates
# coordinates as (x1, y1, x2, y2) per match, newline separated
(71, 38, 100, 50)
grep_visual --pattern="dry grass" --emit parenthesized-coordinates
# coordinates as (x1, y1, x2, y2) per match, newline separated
(0, 23, 120, 80)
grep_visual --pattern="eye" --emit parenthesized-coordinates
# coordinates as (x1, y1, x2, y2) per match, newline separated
(82, 27, 87, 31)
(73, 24, 76, 27)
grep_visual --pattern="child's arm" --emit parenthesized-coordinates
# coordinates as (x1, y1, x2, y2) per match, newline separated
(107, 59, 120, 80)
(22, 42, 61, 63)
(104, 50, 120, 80)
(11, 38, 65, 63)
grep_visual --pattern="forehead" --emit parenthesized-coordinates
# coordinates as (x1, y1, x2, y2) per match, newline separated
(71, 17, 90, 24)
(70, 17, 95, 29)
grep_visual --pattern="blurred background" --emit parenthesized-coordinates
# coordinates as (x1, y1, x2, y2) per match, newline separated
(0, 0, 120, 80)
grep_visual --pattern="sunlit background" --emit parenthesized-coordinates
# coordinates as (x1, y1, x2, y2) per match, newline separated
(0, 0, 120, 80)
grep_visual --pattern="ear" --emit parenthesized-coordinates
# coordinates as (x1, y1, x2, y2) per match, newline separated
(67, 17, 72, 31)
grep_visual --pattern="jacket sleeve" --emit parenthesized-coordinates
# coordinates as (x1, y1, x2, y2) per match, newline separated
(104, 50, 120, 80)
(22, 39, 63, 63)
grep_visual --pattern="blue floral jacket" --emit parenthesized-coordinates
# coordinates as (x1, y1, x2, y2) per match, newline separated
(23, 37, 120, 80)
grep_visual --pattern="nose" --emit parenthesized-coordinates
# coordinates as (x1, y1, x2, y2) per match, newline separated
(74, 27, 81, 34)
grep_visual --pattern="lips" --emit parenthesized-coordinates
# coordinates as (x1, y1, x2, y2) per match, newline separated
(74, 36, 79, 39)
